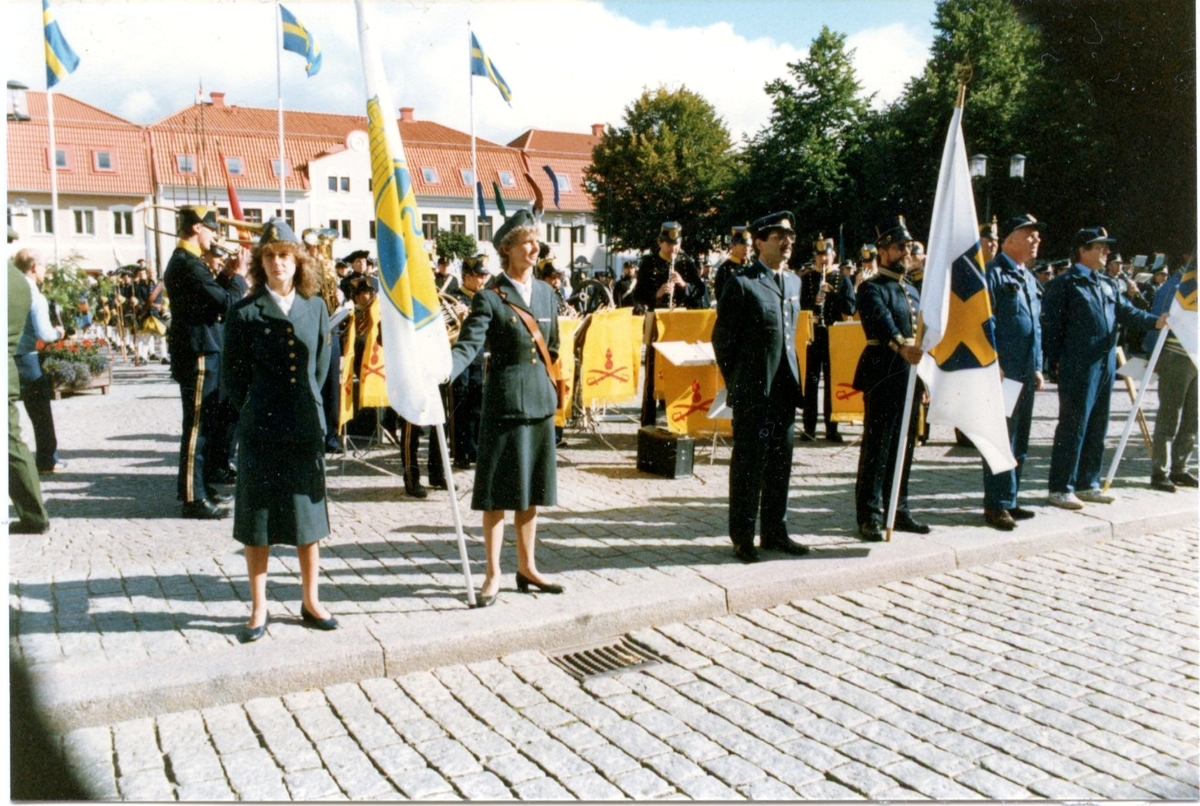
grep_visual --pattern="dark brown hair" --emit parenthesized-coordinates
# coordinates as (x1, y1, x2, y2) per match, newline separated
(249, 242, 319, 298)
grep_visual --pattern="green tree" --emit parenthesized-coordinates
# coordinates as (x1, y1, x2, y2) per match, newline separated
(734, 26, 872, 252)
(585, 86, 736, 255)
(434, 230, 477, 262)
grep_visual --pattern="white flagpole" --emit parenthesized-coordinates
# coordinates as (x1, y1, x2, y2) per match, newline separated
(435, 423, 476, 607)
(47, 88, 61, 266)
(885, 363, 919, 541)
(1102, 324, 1171, 492)
(276, 1, 287, 211)
(469, 22, 480, 240)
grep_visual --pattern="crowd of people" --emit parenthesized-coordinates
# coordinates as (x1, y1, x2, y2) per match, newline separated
(7, 202, 1196, 633)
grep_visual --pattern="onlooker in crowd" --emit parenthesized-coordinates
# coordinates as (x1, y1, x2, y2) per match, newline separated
(613, 263, 637, 308)
(712, 225, 751, 305)
(13, 249, 66, 474)
(8, 258, 50, 534)
(1144, 265, 1197, 492)
(981, 214, 1044, 531)
(712, 211, 809, 563)
(1042, 227, 1167, 509)
(434, 255, 460, 294)
(979, 219, 1000, 264)
(856, 243, 878, 288)
(222, 219, 336, 642)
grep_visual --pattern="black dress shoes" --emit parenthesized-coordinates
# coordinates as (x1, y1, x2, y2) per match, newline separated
(1169, 470, 1199, 488)
(1151, 474, 1177, 493)
(405, 481, 428, 499)
(182, 499, 231, 520)
(300, 604, 339, 631)
(10, 520, 50, 534)
(984, 508, 1017, 531)
(208, 465, 238, 485)
(824, 432, 845, 444)
(859, 523, 885, 542)
(1009, 506, 1036, 520)
(324, 437, 344, 454)
(238, 614, 268, 644)
(762, 535, 811, 556)
(427, 476, 448, 490)
(734, 544, 760, 563)
(893, 514, 931, 534)
(206, 490, 234, 506)
(515, 571, 564, 594)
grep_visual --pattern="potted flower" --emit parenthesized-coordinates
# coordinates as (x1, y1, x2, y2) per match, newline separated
(38, 338, 112, 398)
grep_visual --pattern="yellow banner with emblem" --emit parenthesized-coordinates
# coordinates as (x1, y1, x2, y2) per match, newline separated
(651, 310, 730, 436)
(829, 320, 865, 423)
(555, 317, 581, 427)
(580, 309, 639, 406)
(796, 309, 813, 397)
(358, 299, 390, 408)
(338, 313, 357, 429)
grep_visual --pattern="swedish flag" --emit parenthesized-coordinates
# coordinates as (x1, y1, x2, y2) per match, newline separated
(470, 32, 513, 105)
(43, 0, 80, 88)
(927, 247, 997, 371)
(1170, 268, 1198, 365)
(280, 4, 322, 77)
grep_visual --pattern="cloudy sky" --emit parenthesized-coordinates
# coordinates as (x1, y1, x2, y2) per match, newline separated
(9, 0, 934, 145)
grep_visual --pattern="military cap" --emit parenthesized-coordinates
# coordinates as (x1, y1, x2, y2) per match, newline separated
(910, 241, 925, 258)
(177, 205, 219, 232)
(259, 217, 301, 246)
(1001, 213, 1044, 241)
(1033, 262, 1053, 275)
(344, 249, 371, 263)
(493, 209, 535, 251)
(730, 225, 752, 245)
(1106, 253, 1125, 266)
(1072, 226, 1117, 249)
(811, 233, 834, 254)
(979, 220, 999, 241)
(657, 221, 683, 244)
(462, 254, 490, 275)
(876, 216, 913, 249)
(859, 243, 877, 261)
(538, 262, 565, 280)
(348, 276, 377, 297)
(749, 211, 796, 240)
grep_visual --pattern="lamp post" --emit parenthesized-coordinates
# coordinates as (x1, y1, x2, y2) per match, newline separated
(969, 153, 1027, 222)
(1008, 154, 1026, 211)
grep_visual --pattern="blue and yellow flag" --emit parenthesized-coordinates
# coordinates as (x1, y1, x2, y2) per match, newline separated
(470, 31, 513, 105)
(1169, 268, 1198, 366)
(916, 104, 1016, 473)
(281, 4, 322, 77)
(355, 0, 450, 425)
(43, 0, 80, 88)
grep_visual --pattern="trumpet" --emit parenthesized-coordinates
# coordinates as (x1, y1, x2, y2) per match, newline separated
(142, 204, 266, 249)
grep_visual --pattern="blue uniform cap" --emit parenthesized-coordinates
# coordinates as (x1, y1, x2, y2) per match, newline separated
(259, 217, 301, 246)
(749, 211, 796, 239)
(1072, 226, 1117, 249)
(1001, 213, 1044, 240)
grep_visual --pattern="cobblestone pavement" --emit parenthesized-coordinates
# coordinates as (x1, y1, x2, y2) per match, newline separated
(11, 358, 1188, 673)
(55, 526, 1199, 800)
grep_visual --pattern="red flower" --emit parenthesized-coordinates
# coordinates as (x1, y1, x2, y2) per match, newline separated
(35, 339, 45, 351)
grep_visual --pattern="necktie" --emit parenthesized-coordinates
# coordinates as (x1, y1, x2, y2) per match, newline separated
(775, 272, 785, 294)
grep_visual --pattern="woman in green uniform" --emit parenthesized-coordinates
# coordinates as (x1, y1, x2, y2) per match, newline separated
(222, 219, 335, 642)
(451, 211, 563, 607)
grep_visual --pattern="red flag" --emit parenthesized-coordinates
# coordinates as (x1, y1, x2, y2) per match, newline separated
(216, 140, 250, 242)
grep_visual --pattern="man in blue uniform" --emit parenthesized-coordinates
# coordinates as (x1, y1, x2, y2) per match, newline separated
(853, 216, 929, 541)
(449, 254, 490, 469)
(163, 206, 248, 519)
(1042, 226, 1168, 509)
(713, 212, 809, 563)
(713, 225, 751, 306)
(981, 214, 1045, 530)
(799, 234, 856, 442)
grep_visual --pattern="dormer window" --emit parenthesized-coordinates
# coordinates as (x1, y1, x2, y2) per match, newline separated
(271, 159, 291, 178)
(176, 154, 195, 173)
(460, 169, 474, 187)
(498, 171, 516, 188)
(50, 147, 71, 170)
(225, 156, 244, 175)
(93, 151, 114, 171)
(421, 167, 439, 184)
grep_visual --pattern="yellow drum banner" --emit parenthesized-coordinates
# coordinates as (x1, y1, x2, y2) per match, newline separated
(338, 314, 357, 429)
(654, 309, 716, 343)
(359, 299, 390, 408)
(829, 321, 866, 423)
(580, 309, 639, 406)
(555, 317, 581, 427)
(664, 367, 730, 436)
(796, 309, 813, 396)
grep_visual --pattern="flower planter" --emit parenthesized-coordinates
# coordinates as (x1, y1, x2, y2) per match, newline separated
(52, 362, 112, 399)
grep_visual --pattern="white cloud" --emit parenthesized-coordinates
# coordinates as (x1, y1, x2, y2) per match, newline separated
(8, 1, 929, 142)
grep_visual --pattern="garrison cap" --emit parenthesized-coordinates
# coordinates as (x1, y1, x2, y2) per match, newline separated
(462, 254, 490, 275)
(1001, 213, 1044, 240)
(493, 209, 535, 251)
(259, 217, 301, 247)
(875, 215, 913, 249)
(749, 211, 796, 240)
(178, 205, 219, 232)
(1072, 226, 1117, 249)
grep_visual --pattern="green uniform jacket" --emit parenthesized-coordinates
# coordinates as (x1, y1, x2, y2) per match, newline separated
(450, 274, 560, 421)
(9, 265, 31, 398)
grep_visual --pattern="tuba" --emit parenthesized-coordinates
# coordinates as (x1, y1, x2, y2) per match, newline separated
(303, 227, 342, 315)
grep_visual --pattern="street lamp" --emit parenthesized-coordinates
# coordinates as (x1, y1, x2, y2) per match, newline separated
(968, 154, 1026, 222)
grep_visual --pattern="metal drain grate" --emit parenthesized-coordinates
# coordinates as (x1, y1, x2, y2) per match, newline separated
(549, 637, 665, 681)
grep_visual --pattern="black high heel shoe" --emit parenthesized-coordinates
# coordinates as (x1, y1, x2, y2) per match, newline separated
(300, 604, 339, 631)
(238, 613, 269, 644)
(515, 571, 564, 595)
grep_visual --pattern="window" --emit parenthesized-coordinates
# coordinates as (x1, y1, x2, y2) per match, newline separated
(369, 220, 376, 240)
(545, 223, 555, 243)
(32, 208, 54, 234)
(73, 208, 95, 236)
(273, 209, 296, 229)
(340, 177, 350, 192)
(93, 151, 114, 171)
(243, 208, 263, 225)
(112, 208, 134, 236)
(450, 215, 466, 235)
(498, 171, 516, 188)
(328, 176, 338, 191)
(329, 219, 351, 239)
(368, 177, 373, 192)
(176, 154, 195, 173)
(340, 220, 351, 239)
(477, 216, 493, 243)
(271, 159, 291, 178)
(421, 214, 438, 241)
(225, 156, 244, 175)
(553, 172, 572, 193)
(52, 148, 70, 169)
(460, 169, 474, 187)
(421, 167, 439, 184)
(328, 176, 351, 192)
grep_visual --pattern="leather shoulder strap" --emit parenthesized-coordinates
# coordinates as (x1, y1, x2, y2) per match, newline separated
(492, 287, 559, 382)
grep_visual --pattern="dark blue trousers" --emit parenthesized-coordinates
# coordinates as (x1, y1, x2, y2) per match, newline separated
(728, 371, 798, 548)
(1048, 357, 1112, 494)
(983, 375, 1036, 509)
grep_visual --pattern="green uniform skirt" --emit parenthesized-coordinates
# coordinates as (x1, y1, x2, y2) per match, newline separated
(233, 437, 330, 547)
(472, 415, 557, 511)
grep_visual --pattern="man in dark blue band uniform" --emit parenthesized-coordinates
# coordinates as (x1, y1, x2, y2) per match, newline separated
(713, 225, 752, 306)
(713, 212, 809, 563)
(799, 233, 856, 442)
(981, 214, 1045, 530)
(163, 206, 248, 520)
(449, 254, 490, 469)
(853, 216, 930, 542)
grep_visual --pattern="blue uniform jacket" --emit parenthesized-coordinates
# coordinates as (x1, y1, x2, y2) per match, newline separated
(987, 252, 1042, 382)
(712, 259, 802, 410)
(1041, 264, 1160, 374)
(852, 272, 920, 394)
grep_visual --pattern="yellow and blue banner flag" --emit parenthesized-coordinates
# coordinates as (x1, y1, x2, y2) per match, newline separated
(1169, 268, 1198, 366)
(43, 0, 80, 88)
(281, 4, 322, 77)
(470, 31, 513, 105)
(916, 104, 1016, 473)
(354, 0, 450, 425)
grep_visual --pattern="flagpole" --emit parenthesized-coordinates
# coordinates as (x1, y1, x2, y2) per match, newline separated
(885, 360, 921, 542)
(1102, 324, 1171, 492)
(276, 0, 287, 211)
(435, 424, 476, 607)
(47, 88, 61, 266)
(469, 22, 480, 241)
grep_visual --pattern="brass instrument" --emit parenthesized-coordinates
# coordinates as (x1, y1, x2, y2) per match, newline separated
(303, 227, 342, 316)
(142, 204, 266, 251)
(439, 292, 467, 344)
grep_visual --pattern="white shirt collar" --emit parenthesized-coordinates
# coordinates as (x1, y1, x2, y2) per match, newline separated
(267, 285, 297, 316)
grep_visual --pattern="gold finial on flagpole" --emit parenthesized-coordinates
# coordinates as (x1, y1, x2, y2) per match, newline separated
(955, 62, 972, 108)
